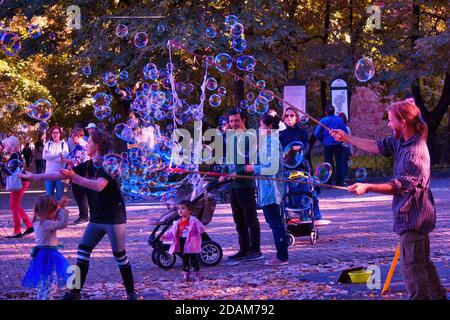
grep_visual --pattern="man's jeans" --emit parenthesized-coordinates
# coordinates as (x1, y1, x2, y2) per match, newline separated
(400, 231, 446, 300)
(324, 144, 345, 186)
(262, 204, 288, 262)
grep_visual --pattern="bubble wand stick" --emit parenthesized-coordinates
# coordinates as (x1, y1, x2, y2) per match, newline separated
(167, 167, 348, 191)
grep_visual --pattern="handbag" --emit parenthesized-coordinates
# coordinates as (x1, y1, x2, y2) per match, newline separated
(6, 168, 23, 192)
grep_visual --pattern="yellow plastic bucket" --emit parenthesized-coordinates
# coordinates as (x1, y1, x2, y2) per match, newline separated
(348, 270, 373, 284)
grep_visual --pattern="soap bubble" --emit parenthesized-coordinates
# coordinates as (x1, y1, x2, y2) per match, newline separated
(245, 74, 254, 82)
(283, 141, 305, 169)
(93, 92, 113, 108)
(354, 57, 375, 82)
(209, 94, 221, 107)
(114, 123, 135, 143)
(257, 90, 274, 104)
(239, 100, 249, 109)
(119, 70, 129, 80)
(116, 24, 128, 37)
(144, 68, 159, 81)
(314, 162, 333, 184)
(232, 37, 246, 52)
(94, 106, 112, 120)
(256, 80, 266, 90)
(224, 15, 239, 27)
(181, 83, 194, 95)
(5, 159, 23, 175)
(217, 87, 227, 97)
(38, 122, 49, 132)
(81, 66, 92, 76)
(236, 130, 258, 158)
(214, 53, 233, 73)
(134, 32, 148, 48)
(355, 167, 368, 180)
(300, 196, 312, 208)
(27, 99, 52, 122)
(205, 56, 214, 65)
(103, 72, 117, 87)
(1, 32, 21, 56)
(206, 77, 218, 91)
(254, 100, 269, 115)
(230, 23, 244, 38)
(92, 155, 103, 168)
(157, 23, 166, 33)
(102, 154, 123, 179)
(28, 24, 42, 39)
(205, 27, 217, 39)
(299, 115, 309, 125)
(236, 55, 256, 71)
(246, 92, 255, 101)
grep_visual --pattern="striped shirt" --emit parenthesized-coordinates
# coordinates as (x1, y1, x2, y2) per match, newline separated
(377, 134, 436, 235)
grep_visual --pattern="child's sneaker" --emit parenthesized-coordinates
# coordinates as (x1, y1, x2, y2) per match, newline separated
(192, 271, 201, 282)
(182, 271, 190, 282)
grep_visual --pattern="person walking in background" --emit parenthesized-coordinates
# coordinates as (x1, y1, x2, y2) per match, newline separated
(313, 105, 348, 186)
(63, 128, 90, 225)
(43, 126, 69, 200)
(338, 112, 353, 184)
(1, 136, 34, 239)
(34, 137, 45, 174)
(22, 143, 32, 168)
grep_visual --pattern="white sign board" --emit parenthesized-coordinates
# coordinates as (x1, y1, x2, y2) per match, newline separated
(331, 79, 349, 119)
(283, 85, 306, 114)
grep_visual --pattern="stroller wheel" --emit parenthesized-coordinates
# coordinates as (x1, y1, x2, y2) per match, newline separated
(155, 250, 176, 269)
(287, 233, 296, 247)
(151, 250, 158, 266)
(199, 240, 223, 267)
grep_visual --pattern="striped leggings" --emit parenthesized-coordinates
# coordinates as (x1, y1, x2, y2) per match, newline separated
(70, 223, 134, 295)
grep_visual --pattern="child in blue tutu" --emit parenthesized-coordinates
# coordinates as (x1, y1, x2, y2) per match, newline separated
(22, 195, 70, 300)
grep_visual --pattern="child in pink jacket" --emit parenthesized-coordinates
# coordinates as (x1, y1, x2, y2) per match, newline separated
(163, 200, 205, 282)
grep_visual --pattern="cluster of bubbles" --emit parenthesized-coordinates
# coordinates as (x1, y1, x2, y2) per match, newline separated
(93, 92, 113, 121)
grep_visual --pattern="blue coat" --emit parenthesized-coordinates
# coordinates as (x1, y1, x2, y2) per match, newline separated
(254, 135, 285, 208)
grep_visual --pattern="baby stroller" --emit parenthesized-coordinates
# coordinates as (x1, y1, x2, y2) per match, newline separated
(147, 180, 224, 269)
(283, 161, 328, 246)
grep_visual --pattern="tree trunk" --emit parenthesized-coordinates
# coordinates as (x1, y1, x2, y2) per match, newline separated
(320, 0, 331, 115)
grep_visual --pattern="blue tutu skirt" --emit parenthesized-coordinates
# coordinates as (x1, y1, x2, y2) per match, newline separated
(22, 247, 70, 288)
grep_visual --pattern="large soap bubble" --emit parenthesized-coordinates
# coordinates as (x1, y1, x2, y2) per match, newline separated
(214, 53, 233, 73)
(354, 57, 375, 82)
(283, 141, 305, 169)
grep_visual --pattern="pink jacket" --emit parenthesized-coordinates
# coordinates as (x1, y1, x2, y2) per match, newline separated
(163, 216, 205, 254)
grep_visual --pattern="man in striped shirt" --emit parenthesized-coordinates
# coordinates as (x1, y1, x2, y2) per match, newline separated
(330, 99, 446, 300)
